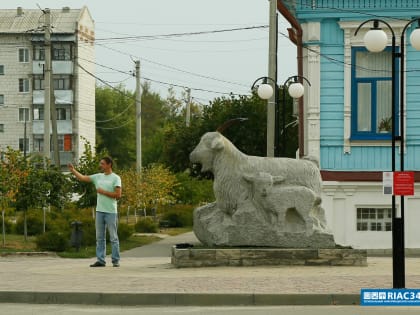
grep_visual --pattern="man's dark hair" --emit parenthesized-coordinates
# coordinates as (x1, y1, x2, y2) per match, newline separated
(101, 156, 113, 167)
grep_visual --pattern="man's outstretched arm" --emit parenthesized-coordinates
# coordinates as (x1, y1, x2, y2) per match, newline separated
(68, 163, 91, 183)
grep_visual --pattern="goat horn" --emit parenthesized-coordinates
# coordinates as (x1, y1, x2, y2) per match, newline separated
(216, 118, 248, 133)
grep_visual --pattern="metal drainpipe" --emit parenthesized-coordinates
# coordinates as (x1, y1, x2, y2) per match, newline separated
(277, 0, 305, 158)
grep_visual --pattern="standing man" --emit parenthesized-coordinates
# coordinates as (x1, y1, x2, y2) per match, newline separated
(68, 156, 122, 267)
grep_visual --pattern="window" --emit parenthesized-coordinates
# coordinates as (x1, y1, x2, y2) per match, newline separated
(357, 207, 392, 231)
(0, 94, 4, 105)
(33, 107, 44, 120)
(33, 135, 44, 152)
(53, 76, 72, 90)
(56, 108, 67, 120)
(0, 65, 4, 75)
(52, 44, 71, 60)
(58, 135, 64, 151)
(351, 47, 397, 140)
(19, 78, 29, 93)
(33, 46, 45, 61)
(0, 124, 4, 132)
(18, 48, 29, 62)
(19, 138, 29, 152)
(19, 108, 30, 122)
(33, 76, 45, 90)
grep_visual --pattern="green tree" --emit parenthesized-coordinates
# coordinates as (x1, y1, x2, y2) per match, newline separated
(161, 93, 268, 172)
(95, 85, 136, 168)
(14, 156, 70, 240)
(95, 82, 167, 168)
(0, 148, 28, 244)
(119, 164, 179, 220)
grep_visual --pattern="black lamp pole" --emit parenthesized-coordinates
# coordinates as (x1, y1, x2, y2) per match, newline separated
(280, 76, 311, 157)
(355, 17, 420, 289)
(251, 76, 280, 156)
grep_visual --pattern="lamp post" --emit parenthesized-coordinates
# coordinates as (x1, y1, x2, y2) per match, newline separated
(355, 18, 420, 289)
(251, 75, 310, 156)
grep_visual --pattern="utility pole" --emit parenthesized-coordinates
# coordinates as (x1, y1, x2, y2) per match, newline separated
(43, 8, 51, 162)
(135, 60, 142, 172)
(50, 91, 60, 167)
(267, 0, 278, 157)
(185, 88, 191, 127)
(23, 112, 27, 159)
(45, 9, 60, 167)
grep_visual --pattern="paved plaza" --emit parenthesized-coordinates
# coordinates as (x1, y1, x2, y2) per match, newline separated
(1, 232, 420, 306)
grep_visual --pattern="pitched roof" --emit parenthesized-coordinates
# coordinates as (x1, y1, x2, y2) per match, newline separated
(0, 6, 93, 34)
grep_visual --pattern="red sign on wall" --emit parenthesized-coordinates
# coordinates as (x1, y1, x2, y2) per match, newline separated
(393, 171, 415, 196)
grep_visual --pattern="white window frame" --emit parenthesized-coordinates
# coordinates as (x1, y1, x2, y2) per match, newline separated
(19, 108, 30, 122)
(356, 207, 392, 232)
(33, 46, 45, 61)
(0, 94, 4, 105)
(19, 78, 30, 93)
(0, 124, 4, 132)
(338, 21, 407, 154)
(33, 135, 44, 152)
(18, 48, 29, 63)
(0, 65, 4, 75)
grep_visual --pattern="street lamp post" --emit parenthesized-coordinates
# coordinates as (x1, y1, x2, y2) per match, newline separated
(281, 76, 311, 156)
(251, 76, 310, 157)
(355, 18, 420, 289)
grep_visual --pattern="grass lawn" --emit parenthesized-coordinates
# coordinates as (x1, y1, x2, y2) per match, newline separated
(0, 234, 37, 252)
(0, 232, 177, 258)
(159, 226, 192, 236)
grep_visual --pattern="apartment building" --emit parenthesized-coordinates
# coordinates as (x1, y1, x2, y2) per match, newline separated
(0, 6, 95, 166)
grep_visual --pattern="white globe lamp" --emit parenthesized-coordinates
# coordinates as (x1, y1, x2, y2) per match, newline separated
(288, 82, 305, 99)
(257, 83, 274, 100)
(364, 28, 388, 52)
(410, 27, 420, 50)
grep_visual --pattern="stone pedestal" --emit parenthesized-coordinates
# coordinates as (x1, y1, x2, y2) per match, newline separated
(171, 247, 367, 268)
(194, 203, 336, 248)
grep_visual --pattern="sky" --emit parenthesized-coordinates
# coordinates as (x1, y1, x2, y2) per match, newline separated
(4, 0, 297, 104)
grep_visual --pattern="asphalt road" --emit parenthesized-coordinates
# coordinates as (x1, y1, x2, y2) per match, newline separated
(2, 305, 420, 315)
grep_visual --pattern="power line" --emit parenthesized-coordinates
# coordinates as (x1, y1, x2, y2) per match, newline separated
(94, 25, 269, 42)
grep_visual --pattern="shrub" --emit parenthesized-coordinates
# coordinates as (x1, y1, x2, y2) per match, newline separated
(118, 223, 134, 241)
(1, 218, 16, 234)
(174, 172, 214, 205)
(15, 210, 45, 236)
(36, 230, 69, 252)
(78, 219, 96, 246)
(160, 204, 194, 227)
(134, 218, 158, 233)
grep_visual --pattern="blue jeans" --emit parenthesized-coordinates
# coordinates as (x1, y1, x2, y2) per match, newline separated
(95, 211, 120, 264)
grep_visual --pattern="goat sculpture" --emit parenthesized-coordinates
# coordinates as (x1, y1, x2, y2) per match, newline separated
(190, 122, 334, 248)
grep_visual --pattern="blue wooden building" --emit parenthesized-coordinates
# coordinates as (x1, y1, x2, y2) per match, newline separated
(279, 0, 420, 248)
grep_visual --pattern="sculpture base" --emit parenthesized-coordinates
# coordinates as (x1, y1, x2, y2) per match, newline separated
(171, 247, 367, 268)
(194, 203, 336, 248)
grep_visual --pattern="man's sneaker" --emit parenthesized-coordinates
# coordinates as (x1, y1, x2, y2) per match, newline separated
(112, 262, 120, 267)
(90, 261, 106, 267)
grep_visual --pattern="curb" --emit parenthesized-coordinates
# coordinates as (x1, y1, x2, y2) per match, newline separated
(0, 292, 360, 306)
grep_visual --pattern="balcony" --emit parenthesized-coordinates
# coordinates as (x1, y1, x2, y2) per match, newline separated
(32, 120, 73, 135)
(33, 90, 73, 105)
(33, 60, 73, 75)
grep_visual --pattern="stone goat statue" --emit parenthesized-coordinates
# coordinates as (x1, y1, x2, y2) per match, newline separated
(189, 121, 334, 248)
